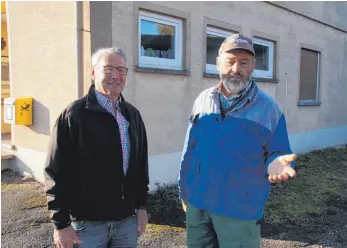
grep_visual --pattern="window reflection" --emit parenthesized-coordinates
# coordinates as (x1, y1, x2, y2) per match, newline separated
(140, 20, 175, 60)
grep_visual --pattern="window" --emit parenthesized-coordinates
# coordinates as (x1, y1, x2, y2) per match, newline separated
(252, 38, 274, 79)
(206, 26, 234, 74)
(299, 48, 320, 102)
(138, 11, 183, 70)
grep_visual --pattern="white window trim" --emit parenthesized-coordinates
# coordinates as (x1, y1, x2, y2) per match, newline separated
(138, 11, 183, 70)
(252, 38, 274, 79)
(206, 26, 234, 74)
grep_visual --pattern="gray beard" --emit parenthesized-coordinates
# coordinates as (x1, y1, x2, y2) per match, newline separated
(220, 75, 250, 95)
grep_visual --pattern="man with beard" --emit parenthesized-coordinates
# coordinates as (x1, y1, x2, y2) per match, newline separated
(44, 47, 149, 248)
(178, 34, 297, 248)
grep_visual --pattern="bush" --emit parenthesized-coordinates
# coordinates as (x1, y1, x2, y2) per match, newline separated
(148, 183, 185, 227)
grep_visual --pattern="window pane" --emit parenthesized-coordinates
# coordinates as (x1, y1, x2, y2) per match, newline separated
(140, 19, 175, 60)
(254, 44, 269, 71)
(299, 49, 319, 100)
(206, 34, 225, 65)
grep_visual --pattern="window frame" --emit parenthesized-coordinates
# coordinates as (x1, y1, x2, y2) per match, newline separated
(138, 11, 183, 70)
(205, 26, 235, 74)
(298, 48, 321, 105)
(252, 38, 274, 79)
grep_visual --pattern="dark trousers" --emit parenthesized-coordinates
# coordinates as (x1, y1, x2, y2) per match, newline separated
(186, 204, 261, 248)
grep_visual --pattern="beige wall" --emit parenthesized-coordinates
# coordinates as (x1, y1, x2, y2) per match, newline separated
(4, 1, 346, 187)
(7, 2, 79, 152)
(106, 1, 347, 156)
(272, 1, 347, 32)
(7, 1, 346, 157)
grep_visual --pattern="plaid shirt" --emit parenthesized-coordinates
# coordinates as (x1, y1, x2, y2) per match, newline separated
(95, 89, 130, 175)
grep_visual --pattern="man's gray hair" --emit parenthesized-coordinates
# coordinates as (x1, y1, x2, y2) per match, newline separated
(91, 47, 127, 67)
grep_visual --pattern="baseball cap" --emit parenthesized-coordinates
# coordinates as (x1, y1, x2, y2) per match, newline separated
(219, 33, 255, 56)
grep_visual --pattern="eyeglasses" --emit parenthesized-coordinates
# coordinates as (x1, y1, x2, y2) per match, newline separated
(103, 66, 129, 76)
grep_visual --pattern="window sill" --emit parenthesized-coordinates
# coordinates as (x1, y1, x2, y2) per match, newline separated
(298, 100, 322, 106)
(135, 66, 190, 76)
(203, 72, 219, 79)
(253, 77, 279, 83)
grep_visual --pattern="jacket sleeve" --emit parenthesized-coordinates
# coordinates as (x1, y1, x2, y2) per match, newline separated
(178, 120, 194, 201)
(134, 114, 149, 210)
(44, 110, 77, 230)
(178, 94, 201, 201)
(265, 114, 295, 174)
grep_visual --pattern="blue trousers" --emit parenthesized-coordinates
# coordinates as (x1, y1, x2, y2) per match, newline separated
(72, 216, 138, 248)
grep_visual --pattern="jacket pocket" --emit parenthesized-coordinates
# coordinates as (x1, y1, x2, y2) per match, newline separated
(188, 113, 200, 151)
(130, 123, 139, 160)
(71, 220, 87, 231)
(187, 113, 201, 175)
(71, 220, 109, 235)
(189, 113, 199, 124)
(187, 155, 201, 176)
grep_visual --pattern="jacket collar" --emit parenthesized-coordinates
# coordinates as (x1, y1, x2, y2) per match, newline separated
(85, 84, 125, 112)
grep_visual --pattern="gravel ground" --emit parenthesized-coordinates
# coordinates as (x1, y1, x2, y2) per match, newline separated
(1, 170, 53, 248)
(2, 148, 347, 248)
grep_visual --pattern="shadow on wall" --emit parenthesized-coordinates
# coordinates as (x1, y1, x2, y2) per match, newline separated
(29, 99, 51, 136)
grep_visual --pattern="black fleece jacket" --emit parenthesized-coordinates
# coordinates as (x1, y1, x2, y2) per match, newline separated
(44, 85, 149, 230)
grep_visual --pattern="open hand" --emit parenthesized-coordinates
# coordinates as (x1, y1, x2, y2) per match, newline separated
(54, 225, 81, 248)
(268, 154, 297, 183)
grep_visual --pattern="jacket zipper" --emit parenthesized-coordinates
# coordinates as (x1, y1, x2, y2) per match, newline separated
(121, 184, 125, 199)
(102, 109, 127, 202)
(109, 114, 126, 201)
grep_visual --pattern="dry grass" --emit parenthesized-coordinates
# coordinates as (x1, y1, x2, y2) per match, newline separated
(1, 183, 30, 190)
(145, 224, 185, 238)
(264, 147, 347, 226)
(23, 195, 47, 209)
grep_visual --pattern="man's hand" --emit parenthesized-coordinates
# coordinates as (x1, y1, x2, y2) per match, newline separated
(182, 200, 187, 213)
(137, 209, 148, 237)
(268, 154, 297, 183)
(53, 225, 81, 248)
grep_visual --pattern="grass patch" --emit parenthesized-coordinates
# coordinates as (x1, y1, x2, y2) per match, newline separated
(23, 195, 47, 209)
(146, 224, 185, 233)
(43, 208, 50, 217)
(264, 148, 347, 225)
(1, 183, 31, 190)
(146, 224, 185, 238)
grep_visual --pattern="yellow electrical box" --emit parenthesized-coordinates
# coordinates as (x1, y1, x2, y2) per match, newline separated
(4, 97, 33, 125)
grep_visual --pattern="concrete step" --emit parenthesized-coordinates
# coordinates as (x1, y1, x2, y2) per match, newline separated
(1, 148, 15, 171)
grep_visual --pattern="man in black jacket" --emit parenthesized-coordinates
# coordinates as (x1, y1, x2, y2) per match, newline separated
(44, 47, 149, 248)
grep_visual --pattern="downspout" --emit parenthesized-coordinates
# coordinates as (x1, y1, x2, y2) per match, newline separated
(284, 72, 288, 117)
(5, 1, 15, 149)
(76, 2, 83, 98)
(76, 1, 91, 98)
